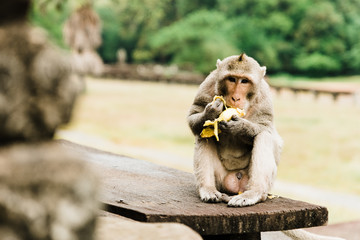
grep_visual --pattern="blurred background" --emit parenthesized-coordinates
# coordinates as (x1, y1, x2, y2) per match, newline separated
(29, 0, 360, 225)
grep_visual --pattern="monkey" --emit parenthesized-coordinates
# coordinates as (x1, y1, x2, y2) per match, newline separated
(187, 53, 283, 207)
(187, 54, 347, 240)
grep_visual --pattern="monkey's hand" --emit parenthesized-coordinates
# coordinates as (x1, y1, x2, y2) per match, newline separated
(204, 98, 224, 120)
(219, 117, 260, 139)
(218, 115, 243, 134)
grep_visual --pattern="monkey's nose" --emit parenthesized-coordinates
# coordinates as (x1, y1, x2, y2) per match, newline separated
(232, 97, 240, 102)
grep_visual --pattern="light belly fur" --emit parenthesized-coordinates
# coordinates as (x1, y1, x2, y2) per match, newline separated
(217, 144, 252, 170)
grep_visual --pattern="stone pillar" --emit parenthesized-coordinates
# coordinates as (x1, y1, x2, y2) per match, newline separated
(0, 1, 99, 240)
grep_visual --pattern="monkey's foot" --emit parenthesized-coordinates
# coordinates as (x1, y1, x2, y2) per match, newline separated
(199, 187, 222, 203)
(220, 193, 231, 203)
(227, 190, 265, 207)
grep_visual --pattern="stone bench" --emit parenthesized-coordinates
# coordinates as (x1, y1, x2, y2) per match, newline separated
(59, 140, 328, 240)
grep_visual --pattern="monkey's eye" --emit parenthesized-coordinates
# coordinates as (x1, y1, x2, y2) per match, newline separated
(227, 77, 236, 83)
(241, 79, 249, 84)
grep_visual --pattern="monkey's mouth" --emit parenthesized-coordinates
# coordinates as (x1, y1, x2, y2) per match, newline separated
(227, 103, 245, 110)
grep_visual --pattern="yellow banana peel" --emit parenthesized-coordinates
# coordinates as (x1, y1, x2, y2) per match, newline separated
(200, 96, 245, 141)
(267, 193, 279, 199)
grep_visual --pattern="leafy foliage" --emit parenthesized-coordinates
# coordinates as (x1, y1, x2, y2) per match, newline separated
(149, 10, 237, 73)
(30, 1, 70, 48)
(29, 0, 360, 76)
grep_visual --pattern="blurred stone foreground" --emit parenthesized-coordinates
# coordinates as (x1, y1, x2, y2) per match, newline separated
(0, 143, 99, 240)
(0, 1, 201, 240)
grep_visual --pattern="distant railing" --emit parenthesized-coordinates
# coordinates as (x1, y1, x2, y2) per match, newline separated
(270, 84, 360, 105)
(102, 64, 204, 85)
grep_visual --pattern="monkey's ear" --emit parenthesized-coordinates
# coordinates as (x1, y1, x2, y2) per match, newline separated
(216, 59, 222, 68)
(239, 53, 246, 61)
(261, 66, 267, 77)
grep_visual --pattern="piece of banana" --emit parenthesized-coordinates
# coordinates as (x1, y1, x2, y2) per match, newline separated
(200, 96, 245, 141)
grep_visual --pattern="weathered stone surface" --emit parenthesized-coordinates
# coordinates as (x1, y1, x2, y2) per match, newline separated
(95, 215, 202, 240)
(63, 4, 104, 76)
(0, 21, 80, 144)
(59, 140, 328, 238)
(0, 142, 100, 240)
(71, 50, 104, 76)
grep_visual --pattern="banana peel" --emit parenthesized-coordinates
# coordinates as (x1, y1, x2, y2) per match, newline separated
(200, 96, 245, 141)
(267, 193, 279, 199)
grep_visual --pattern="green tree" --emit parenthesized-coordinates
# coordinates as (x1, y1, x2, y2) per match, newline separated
(217, 0, 297, 72)
(96, 7, 122, 63)
(30, 0, 360, 76)
(333, 0, 360, 74)
(97, 0, 170, 63)
(293, 0, 345, 75)
(30, 1, 70, 48)
(149, 10, 237, 73)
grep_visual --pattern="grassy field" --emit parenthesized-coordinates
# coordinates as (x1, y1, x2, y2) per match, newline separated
(58, 76, 360, 223)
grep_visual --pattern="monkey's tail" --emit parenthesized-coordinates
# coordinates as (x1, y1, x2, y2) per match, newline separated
(282, 229, 345, 240)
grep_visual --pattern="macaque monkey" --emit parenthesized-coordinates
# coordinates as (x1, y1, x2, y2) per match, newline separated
(188, 53, 283, 207)
(187, 55, 347, 240)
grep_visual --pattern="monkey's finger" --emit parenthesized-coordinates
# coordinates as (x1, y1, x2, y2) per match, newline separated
(213, 98, 224, 108)
(221, 193, 231, 203)
(218, 121, 229, 131)
(206, 100, 222, 112)
(231, 115, 241, 121)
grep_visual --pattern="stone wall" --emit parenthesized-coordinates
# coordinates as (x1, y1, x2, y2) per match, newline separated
(0, 1, 99, 239)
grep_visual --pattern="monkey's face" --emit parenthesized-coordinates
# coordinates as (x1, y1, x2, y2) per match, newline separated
(223, 75, 252, 109)
(215, 54, 266, 110)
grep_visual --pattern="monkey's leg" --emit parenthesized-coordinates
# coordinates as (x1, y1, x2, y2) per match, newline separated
(228, 131, 277, 207)
(193, 138, 226, 203)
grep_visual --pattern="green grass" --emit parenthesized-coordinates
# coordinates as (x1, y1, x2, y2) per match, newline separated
(58, 76, 360, 223)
